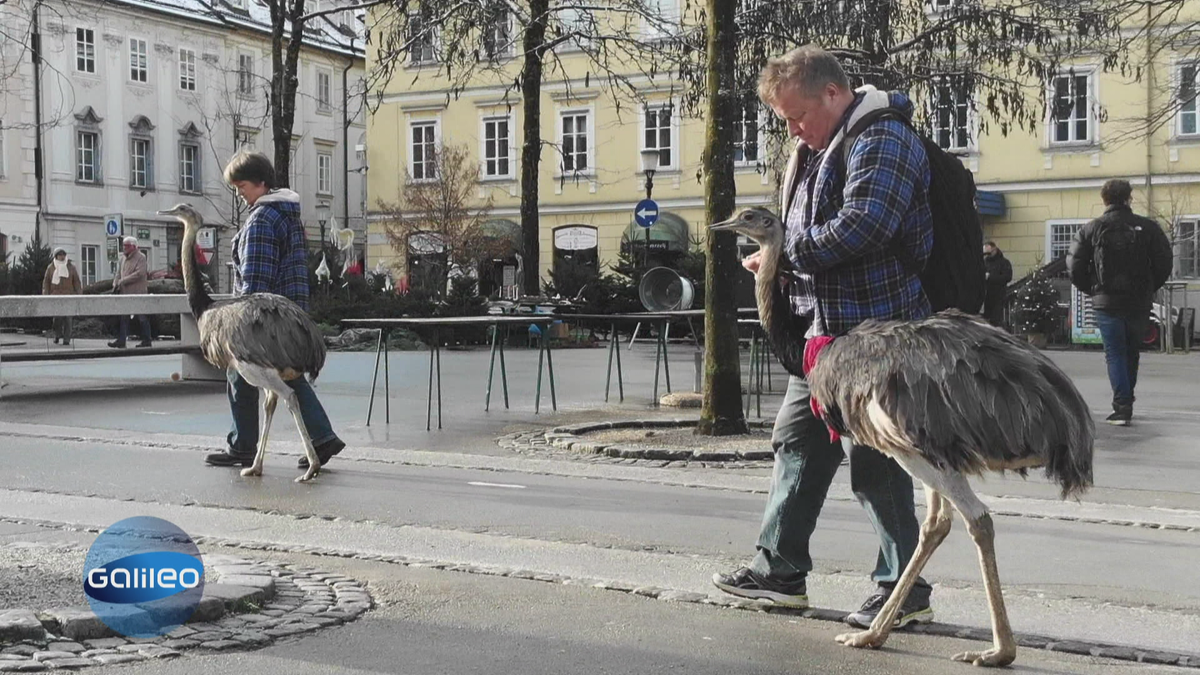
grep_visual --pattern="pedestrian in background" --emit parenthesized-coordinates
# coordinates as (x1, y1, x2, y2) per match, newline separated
(42, 247, 82, 346)
(982, 241, 1012, 327)
(108, 236, 154, 349)
(1067, 179, 1173, 426)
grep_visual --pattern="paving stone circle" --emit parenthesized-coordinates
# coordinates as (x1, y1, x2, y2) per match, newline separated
(498, 419, 778, 468)
(0, 555, 371, 671)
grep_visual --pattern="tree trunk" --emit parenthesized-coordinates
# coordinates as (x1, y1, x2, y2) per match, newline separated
(696, 0, 747, 436)
(269, 0, 306, 188)
(519, 0, 549, 295)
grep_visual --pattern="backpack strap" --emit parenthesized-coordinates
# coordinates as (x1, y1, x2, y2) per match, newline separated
(839, 107, 924, 277)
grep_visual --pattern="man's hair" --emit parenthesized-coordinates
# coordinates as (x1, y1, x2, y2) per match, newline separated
(223, 150, 276, 189)
(122, 236, 138, 246)
(1101, 179, 1132, 206)
(758, 45, 851, 104)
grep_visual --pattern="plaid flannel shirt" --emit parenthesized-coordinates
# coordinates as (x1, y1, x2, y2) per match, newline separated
(783, 89, 933, 336)
(231, 189, 311, 310)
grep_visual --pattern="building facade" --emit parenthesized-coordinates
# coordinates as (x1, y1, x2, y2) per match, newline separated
(1, 0, 365, 291)
(366, 2, 1199, 314)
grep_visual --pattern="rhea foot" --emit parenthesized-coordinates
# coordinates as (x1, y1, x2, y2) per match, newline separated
(240, 465, 263, 477)
(951, 648, 1016, 667)
(295, 466, 319, 483)
(835, 630, 887, 649)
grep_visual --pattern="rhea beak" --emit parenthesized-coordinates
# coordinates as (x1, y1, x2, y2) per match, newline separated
(156, 208, 179, 216)
(709, 216, 742, 232)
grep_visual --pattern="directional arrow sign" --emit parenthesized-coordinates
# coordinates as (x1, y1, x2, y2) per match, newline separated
(634, 199, 659, 228)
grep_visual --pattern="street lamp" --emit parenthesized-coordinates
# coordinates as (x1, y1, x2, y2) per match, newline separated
(315, 201, 331, 251)
(640, 148, 659, 267)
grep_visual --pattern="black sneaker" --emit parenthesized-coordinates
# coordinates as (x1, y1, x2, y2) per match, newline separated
(135, 340, 153, 348)
(844, 587, 934, 629)
(1106, 407, 1132, 426)
(711, 567, 808, 608)
(205, 452, 255, 467)
(107, 340, 126, 349)
(297, 438, 346, 469)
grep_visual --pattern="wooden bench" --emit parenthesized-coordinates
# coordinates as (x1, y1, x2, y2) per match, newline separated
(0, 294, 225, 384)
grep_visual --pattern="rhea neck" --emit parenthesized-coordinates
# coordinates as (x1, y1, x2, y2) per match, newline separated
(751, 233, 784, 330)
(179, 223, 214, 319)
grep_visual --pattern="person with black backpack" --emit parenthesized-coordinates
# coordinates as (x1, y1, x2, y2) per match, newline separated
(712, 45, 991, 632)
(1067, 180, 1173, 426)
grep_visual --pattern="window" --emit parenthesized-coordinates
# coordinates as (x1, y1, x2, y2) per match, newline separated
(179, 48, 196, 91)
(408, 13, 436, 64)
(76, 28, 95, 73)
(645, 0, 680, 36)
(1048, 222, 1084, 271)
(129, 38, 148, 83)
(929, 0, 956, 10)
(179, 143, 199, 193)
(1179, 63, 1198, 136)
(81, 246, 98, 286)
(561, 111, 590, 173)
(77, 131, 99, 183)
(483, 6, 514, 59)
(238, 53, 255, 95)
(482, 116, 512, 178)
(317, 69, 332, 111)
(733, 98, 760, 165)
(1050, 72, 1093, 144)
(410, 121, 438, 180)
(236, 128, 257, 150)
(1177, 220, 1198, 278)
(130, 138, 151, 189)
(317, 151, 333, 194)
(643, 105, 673, 169)
(933, 78, 971, 151)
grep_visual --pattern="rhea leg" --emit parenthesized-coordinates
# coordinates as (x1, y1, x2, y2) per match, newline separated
(836, 484, 952, 649)
(940, 474, 1016, 667)
(280, 387, 321, 482)
(241, 389, 278, 478)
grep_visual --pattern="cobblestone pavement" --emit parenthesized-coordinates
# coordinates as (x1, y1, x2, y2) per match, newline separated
(0, 553, 371, 672)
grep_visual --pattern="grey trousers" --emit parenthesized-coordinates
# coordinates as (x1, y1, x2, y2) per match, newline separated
(749, 375, 930, 597)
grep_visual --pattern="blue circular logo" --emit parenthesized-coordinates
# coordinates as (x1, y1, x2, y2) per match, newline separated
(83, 517, 205, 638)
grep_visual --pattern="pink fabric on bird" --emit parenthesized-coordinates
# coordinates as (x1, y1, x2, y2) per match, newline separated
(803, 335, 840, 442)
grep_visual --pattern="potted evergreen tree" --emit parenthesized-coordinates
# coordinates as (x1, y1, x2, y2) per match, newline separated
(1010, 274, 1060, 348)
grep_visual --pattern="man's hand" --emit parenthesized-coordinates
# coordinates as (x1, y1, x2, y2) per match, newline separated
(742, 250, 763, 274)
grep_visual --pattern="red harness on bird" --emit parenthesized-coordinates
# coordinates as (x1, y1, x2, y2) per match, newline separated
(803, 335, 840, 442)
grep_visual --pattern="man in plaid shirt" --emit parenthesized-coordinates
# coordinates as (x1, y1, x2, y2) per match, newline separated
(713, 45, 936, 631)
(205, 151, 346, 470)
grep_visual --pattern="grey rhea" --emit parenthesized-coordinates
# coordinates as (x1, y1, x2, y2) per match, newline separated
(711, 207, 1095, 667)
(159, 203, 326, 482)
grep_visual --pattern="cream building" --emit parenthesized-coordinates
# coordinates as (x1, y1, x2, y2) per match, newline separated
(1, 0, 365, 291)
(366, 2, 1199, 319)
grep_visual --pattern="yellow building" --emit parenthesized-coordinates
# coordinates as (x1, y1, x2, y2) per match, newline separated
(366, 6, 1200, 316)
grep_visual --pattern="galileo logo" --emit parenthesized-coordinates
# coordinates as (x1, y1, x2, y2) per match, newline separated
(83, 517, 205, 638)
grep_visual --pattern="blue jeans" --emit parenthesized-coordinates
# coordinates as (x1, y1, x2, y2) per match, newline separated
(750, 376, 929, 597)
(227, 369, 338, 456)
(117, 315, 152, 344)
(1094, 309, 1147, 408)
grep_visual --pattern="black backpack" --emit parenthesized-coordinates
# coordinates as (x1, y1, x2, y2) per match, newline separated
(1092, 220, 1153, 296)
(841, 108, 986, 314)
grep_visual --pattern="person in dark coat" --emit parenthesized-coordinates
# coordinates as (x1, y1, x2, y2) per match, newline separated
(982, 241, 1012, 327)
(1066, 179, 1173, 426)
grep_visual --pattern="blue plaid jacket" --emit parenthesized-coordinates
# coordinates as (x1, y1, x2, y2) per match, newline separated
(782, 88, 933, 336)
(231, 189, 311, 310)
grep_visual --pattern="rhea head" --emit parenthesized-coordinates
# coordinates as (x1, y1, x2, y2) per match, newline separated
(709, 207, 784, 248)
(157, 203, 204, 232)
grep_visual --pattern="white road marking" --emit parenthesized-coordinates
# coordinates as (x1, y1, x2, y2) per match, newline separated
(140, 411, 171, 415)
(467, 481, 526, 490)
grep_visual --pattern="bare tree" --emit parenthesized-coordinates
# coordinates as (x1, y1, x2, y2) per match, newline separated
(379, 144, 508, 295)
(366, 0, 683, 293)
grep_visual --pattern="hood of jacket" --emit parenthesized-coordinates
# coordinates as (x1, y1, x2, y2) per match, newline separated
(823, 85, 915, 152)
(253, 188, 302, 217)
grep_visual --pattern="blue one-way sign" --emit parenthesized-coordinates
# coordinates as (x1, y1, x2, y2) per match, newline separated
(634, 199, 659, 228)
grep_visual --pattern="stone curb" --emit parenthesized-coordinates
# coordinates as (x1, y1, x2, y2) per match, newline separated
(0, 556, 372, 671)
(504, 419, 778, 463)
